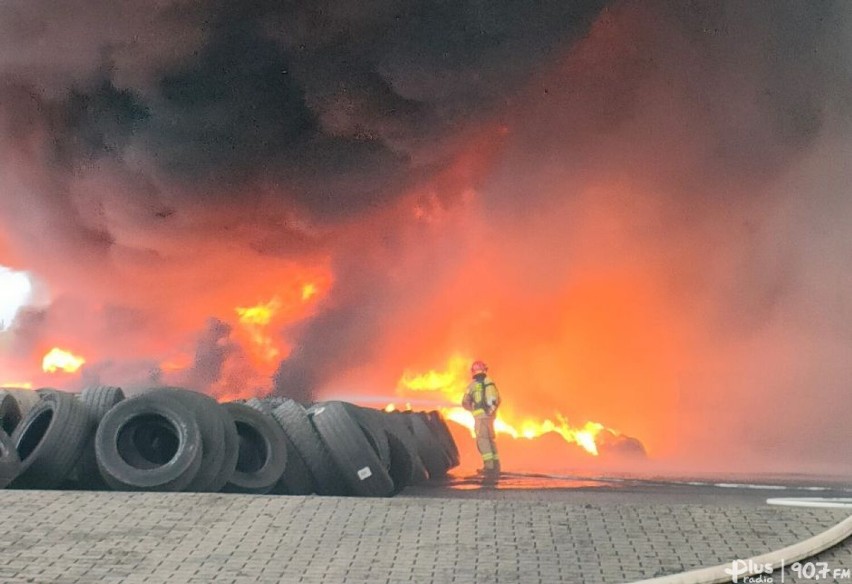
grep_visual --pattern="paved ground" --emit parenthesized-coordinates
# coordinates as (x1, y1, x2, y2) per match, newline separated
(0, 478, 850, 584)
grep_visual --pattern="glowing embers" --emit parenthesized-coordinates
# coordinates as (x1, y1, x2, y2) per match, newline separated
(395, 354, 619, 456)
(42, 348, 86, 374)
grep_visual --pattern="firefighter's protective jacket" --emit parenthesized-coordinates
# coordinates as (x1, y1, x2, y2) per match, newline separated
(462, 376, 500, 417)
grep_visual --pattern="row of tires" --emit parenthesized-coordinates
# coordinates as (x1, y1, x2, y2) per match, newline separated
(0, 387, 460, 497)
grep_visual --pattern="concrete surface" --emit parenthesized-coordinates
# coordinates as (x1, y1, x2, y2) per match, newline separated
(0, 481, 850, 584)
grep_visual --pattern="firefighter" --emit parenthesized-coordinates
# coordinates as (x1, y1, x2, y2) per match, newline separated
(462, 360, 501, 475)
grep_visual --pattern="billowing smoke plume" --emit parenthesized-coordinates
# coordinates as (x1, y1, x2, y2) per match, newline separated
(1, 0, 851, 473)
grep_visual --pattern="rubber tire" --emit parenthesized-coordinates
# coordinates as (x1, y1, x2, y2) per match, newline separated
(72, 386, 126, 489)
(209, 404, 240, 493)
(222, 402, 288, 494)
(262, 397, 287, 409)
(270, 447, 314, 495)
(150, 388, 226, 492)
(4, 388, 41, 419)
(245, 398, 273, 414)
(10, 390, 93, 489)
(0, 430, 21, 489)
(0, 391, 22, 436)
(405, 412, 451, 478)
(343, 405, 391, 469)
(425, 411, 460, 469)
(95, 392, 203, 491)
(309, 402, 394, 497)
(385, 430, 414, 494)
(385, 413, 430, 484)
(272, 400, 349, 496)
(81, 386, 125, 418)
(243, 400, 313, 495)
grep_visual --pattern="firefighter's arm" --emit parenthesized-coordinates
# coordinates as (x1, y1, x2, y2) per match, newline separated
(484, 383, 500, 415)
(461, 383, 474, 411)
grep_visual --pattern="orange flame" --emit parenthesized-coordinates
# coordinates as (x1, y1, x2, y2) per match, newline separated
(396, 355, 617, 456)
(42, 348, 86, 374)
(235, 281, 323, 366)
(236, 297, 283, 363)
(0, 382, 33, 389)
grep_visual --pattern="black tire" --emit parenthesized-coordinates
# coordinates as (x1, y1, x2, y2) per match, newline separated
(150, 388, 226, 492)
(385, 431, 414, 494)
(0, 391, 22, 436)
(405, 413, 451, 478)
(385, 413, 429, 483)
(73, 386, 126, 489)
(272, 400, 349, 496)
(244, 400, 313, 496)
(309, 402, 394, 497)
(10, 390, 93, 489)
(0, 430, 21, 489)
(95, 393, 203, 491)
(3, 388, 40, 421)
(343, 405, 391, 469)
(426, 411, 460, 468)
(208, 405, 240, 493)
(81, 386, 126, 419)
(262, 397, 287, 409)
(271, 448, 314, 495)
(221, 402, 288, 494)
(245, 398, 273, 414)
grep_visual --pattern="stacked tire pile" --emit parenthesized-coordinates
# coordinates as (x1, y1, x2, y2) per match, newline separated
(0, 387, 459, 496)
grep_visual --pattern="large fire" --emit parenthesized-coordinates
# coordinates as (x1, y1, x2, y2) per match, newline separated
(0, 270, 330, 400)
(393, 355, 619, 456)
(42, 348, 86, 374)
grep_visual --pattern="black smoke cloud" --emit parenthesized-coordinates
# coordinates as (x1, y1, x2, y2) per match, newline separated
(276, 0, 852, 408)
(0, 0, 606, 395)
(1, 0, 605, 219)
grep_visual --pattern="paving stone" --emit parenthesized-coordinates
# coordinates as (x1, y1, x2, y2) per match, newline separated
(0, 491, 849, 583)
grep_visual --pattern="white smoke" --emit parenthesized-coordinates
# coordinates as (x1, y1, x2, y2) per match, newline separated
(0, 267, 31, 331)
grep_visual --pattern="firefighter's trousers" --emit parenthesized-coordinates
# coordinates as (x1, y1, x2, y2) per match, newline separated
(474, 414, 500, 471)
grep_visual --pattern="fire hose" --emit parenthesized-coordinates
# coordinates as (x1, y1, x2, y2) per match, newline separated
(628, 499, 852, 584)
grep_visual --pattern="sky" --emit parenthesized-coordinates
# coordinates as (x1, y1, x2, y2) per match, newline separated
(0, 0, 851, 474)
